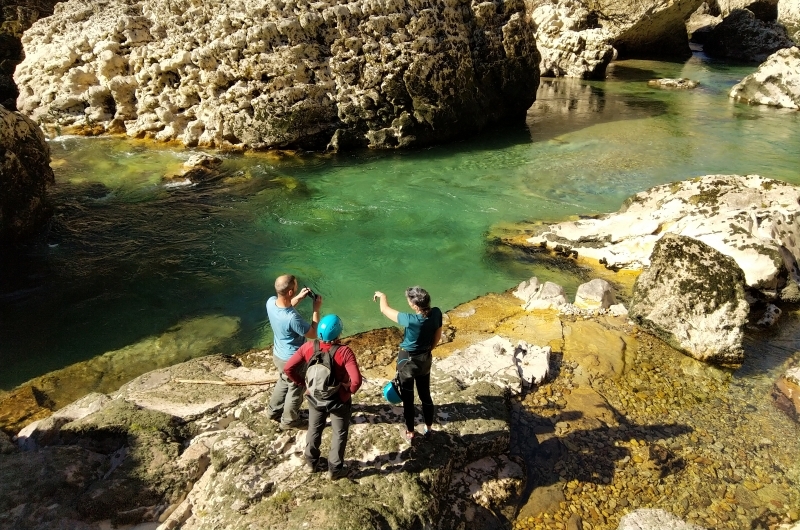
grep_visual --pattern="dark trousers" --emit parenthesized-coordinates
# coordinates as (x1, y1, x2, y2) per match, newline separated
(305, 399, 351, 472)
(398, 355, 434, 432)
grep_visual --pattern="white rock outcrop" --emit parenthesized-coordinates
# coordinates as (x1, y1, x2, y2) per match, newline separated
(730, 46, 800, 109)
(574, 278, 617, 310)
(779, 0, 800, 42)
(527, 174, 800, 300)
(14, 0, 540, 150)
(514, 277, 568, 310)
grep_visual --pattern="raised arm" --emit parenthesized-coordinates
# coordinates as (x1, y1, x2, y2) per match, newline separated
(373, 291, 399, 323)
(303, 294, 323, 338)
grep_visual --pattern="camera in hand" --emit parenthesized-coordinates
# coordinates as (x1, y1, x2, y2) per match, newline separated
(305, 286, 319, 301)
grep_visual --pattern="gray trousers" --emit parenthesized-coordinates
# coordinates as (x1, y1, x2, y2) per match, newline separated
(268, 355, 304, 425)
(305, 399, 352, 472)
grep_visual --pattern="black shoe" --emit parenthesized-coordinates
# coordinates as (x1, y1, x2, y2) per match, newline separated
(268, 411, 282, 422)
(279, 419, 306, 431)
(328, 466, 348, 480)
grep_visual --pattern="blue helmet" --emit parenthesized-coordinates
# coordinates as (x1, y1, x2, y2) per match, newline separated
(318, 314, 343, 342)
(382, 380, 402, 404)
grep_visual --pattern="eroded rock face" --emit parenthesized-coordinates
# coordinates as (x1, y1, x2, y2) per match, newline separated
(704, 8, 794, 61)
(629, 234, 750, 365)
(730, 46, 800, 109)
(14, 0, 540, 150)
(779, 0, 800, 42)
(0, 105, 54, 243)
(526, 174, 800, 301)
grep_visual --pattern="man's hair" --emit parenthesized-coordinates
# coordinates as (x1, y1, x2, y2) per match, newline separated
(405, 286, 431, 315)
(275, 274, 296, 296)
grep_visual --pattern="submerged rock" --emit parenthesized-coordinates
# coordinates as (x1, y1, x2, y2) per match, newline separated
(617, 508, 707, 529)
(648, 78, 700, 89)
(14, 0, 540, 150)
(703, 8, 794, 62)
(629, 234, 749, 364)
(525, 174, 800, 301)
(0, 106, 55, 243)
(729, 46, 800, 109)
(772, 366, 800, 422)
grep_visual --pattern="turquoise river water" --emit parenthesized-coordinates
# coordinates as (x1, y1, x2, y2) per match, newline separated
(1, 52, 799, 391)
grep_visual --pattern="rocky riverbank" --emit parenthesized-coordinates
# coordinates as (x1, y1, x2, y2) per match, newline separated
(2, 277, 799, 529)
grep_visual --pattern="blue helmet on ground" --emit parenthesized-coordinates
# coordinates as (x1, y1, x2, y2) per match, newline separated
(318, 314, 343, 342)
(382, 380, 402, 405)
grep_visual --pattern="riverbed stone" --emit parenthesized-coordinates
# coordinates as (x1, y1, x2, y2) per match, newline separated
(648, 78, 700, 88)
(524, 174, 800, 301)
(574, 278, 617, 310)
(772, 367, 800, 421)
(729, 46, 800, 109)
(630, 234, 749, 364)
(14, 0, 541, 151)
(0, 105, 55, 243)
(704, 8, 795, 61)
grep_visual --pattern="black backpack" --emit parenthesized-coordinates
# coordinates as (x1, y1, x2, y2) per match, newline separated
(305, 340, 343, 411)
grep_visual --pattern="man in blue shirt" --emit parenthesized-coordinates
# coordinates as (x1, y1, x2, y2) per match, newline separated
(266, 274, 322, 429)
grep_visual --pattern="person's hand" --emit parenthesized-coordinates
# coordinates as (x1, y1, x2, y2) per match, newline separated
(312, 293, 323, 311)
(299, 287, 312, 299)
(373, 291, 385, 302)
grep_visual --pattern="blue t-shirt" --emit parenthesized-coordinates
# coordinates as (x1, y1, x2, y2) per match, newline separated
(397, 307, 443, 353)
(266, 296, 311, 360)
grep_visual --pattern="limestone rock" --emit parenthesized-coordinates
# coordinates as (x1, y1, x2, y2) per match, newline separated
(629, 234, 750, 364)
(526, 174, 800, 301)
(514, 276, 568, 310)
(755, 303, 782, 326)
(647, 78, 700, 88)
(0, 106, 54, 243)
(164, 153, 224, 186)
(617, 508, 707, 529)
(563, 320, 632, 378)
(704, 9, 794, 61)
(16, 392, 111, 450)
(779, 0, 800, 42)
(729, 46, 800, 109)
(686, 3, 722, 44)
(574, 278, 617, 310)
(14, 0, 540, 150)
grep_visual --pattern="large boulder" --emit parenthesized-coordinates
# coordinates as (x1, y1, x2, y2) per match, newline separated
(14, 0, 540, 150)
(629, 234, 750, 364)
(730, 46, 800, 109)
(526, 174, 800, 301)
(779, 0, 800, 42)
(703, 8, 794, 61)
(717, 0, 779, 19)
(0, 105, 54, 243)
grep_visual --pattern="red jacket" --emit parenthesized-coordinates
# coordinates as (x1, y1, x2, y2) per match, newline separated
(284, 341, 362, 403)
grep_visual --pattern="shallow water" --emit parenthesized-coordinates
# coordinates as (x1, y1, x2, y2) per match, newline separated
(1, 52, 799, 390)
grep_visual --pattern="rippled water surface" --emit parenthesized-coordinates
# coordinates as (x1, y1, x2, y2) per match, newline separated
(2, 53, 799, 389)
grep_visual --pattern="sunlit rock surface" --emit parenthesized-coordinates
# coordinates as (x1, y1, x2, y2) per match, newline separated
(525, 175, 800, 301)
(779, 0, 800, 42)
(629, 234, 750, 364)
(14, 0, 540, 150)
(730, 46, 800, 109)
(0, 106, 54, 243)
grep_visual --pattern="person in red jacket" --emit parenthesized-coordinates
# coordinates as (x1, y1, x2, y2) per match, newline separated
(284, 314, 362, 480)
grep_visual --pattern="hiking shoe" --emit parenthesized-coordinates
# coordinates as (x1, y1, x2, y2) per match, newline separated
(328, 466, 348, 480)
(305, 460, 321, 473)
(279, 419, 306, 431)
(423, 426, 433, 439)
(268, 411, 282, 422)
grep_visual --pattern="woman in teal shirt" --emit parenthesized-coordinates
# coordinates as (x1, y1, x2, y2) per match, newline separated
(374, 286, 443, 441)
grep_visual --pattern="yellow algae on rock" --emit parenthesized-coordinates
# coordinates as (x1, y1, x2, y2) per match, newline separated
(498, 312, 564, 352)
(562, 320, 636, 379)
(0, 315, 240, 433)
(436, 293, 524, 358)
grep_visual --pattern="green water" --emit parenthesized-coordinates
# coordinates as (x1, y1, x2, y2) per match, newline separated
(1, 53, 799, 389)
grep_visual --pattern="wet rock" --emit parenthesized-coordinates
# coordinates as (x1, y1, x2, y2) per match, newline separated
(772, 367, 800, 421)
(525, 175, 800, 301)
(16, 392, 111, 450)
(617, 508, 707, 529)
(704, 9, 794, 62)
(563, 320, 633, 378)
(647, 78, 700, 89)
(514, 277, 568, 310)
(0, 105, 55, 243)
(729, 46, 800, 110)
(15, 0, 540, 150)
(574, 278, 617, 310)
(756, 303, 782, 327)
(164, 153, 224, 186)
(630, 234, 749, 364)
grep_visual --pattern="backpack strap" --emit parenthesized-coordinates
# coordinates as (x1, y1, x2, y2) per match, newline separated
(313, 340, 321, 355)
